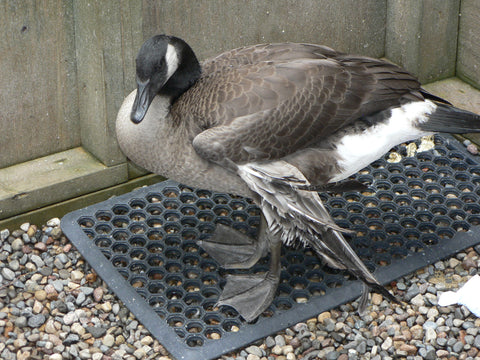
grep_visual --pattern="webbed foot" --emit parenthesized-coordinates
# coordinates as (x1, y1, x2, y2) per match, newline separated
(217, 270, 280, 322)
(216, 234, 282, 322)
(198, 216, 268, 269)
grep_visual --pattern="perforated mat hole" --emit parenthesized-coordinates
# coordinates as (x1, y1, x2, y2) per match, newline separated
(197, 210, 214, 222)
(277, 283, 292, 296)
(186, 321, 204, 335)
(128, 235, 147, 247)
(247, 206, 261, 216)
(345, 193, 361, 202)
(373, 169, 389, 180)
(184, 268, 200, 280)
(461, 193, 479, 203)
(94, 237, 112, 248)
(290, 276, 309, 290)
(455, 172, 471, 182)
(145, 218, 162, 229)
(274, 298, 294, 311)
(427, 194, 444, 205)
(468, 215, 480, 225)
(231, 211, 247, 222)
(201, 274, 219, 286)
(205, 329, 222, 340)
(387, 235, 404, 247)
(287, 264, 306, 277)
(405, 240, 424, 252)
(180, 193, 197, 204)
(420, 233, 438, 246)
(129, 223, 147, 234)
(364, 208, 381, 219)
(367, 219, 383, 231)
(147, 282, 165, 294)
(95, 224, 112, 235)
(129, 249, 147, 261)
(197, 199, 214, 210)
(167, 301, 184, 314)
(112, 243, 129, 254)
(452, 221, 470, 232)
(184, 293, 203, 306)
(375, 254, 391, 267)
(147, 255, 164, 268)
(202, 299, 218, 312)
(166, 288, 185, 301)
(149, 295, 166, 308)
(369, 231, 386, 242)
(129, 198, 146, 209)
(112, 256, 129, 268)
(437, 228, 455, 239)
(162, 187, 179, 198)
(404, 229, 421, 242)
(130, 276, 146, 288)
(163, 199, 180, 210)
(200, 260, 217, 273)
(112, 204, 129, 215)
(377, 191, 394, 202)
(145, 193, 162, 203)
(183, 279, 201, 293)
(292, 290, 310, 303)
(127, 210, 145, 222)
(180, 205, 197, 216)
(405, 169, 422, 180)
(308, 283, 326, 296)
(201, 287, 220, 299)
(165, 261, 183, 274)
(181, 229, 198, 241)
(415, 211, 433, 222)
(164, 224, 181, 235)
(222, 320, 240, 332)
(95, 211, 112, 222)
(465, 203, 480, 214)
(433, 216, 452, 228)
(144, 230, 161, 241)
(111, 216, 129, 228)
(167, 315, 184, 328)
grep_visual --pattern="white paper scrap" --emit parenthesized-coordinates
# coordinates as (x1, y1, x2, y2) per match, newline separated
(438, 275, 480, 317)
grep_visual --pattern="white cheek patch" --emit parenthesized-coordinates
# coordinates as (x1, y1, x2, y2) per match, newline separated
(165, 44, 179, 79)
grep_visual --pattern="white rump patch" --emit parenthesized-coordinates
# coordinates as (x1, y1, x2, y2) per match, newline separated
(331, 100, 437, 181)
(165, 44, 179, 79)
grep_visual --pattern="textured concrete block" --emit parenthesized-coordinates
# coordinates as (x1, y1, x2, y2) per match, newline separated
(457, 0, 480, 89)
(386, 0, 460, 83)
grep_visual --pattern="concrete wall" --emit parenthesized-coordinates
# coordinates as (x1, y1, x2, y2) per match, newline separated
(457, 0, 480, 88)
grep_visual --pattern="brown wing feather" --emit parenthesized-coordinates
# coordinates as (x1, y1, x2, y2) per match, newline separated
(201, 43, 338, 75)
(181, 48, 423, 165)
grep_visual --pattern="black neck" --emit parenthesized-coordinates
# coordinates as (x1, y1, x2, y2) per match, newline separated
(160, 37, 202, 103)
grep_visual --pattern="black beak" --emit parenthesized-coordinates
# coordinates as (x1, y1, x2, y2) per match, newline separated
(131, 80, 153, 124)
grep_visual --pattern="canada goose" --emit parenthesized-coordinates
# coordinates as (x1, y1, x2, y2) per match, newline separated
(116, 34, 480, 322)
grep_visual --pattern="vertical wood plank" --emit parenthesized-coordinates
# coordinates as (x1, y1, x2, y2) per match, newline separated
(142, 0, 387, 60)
(0, 1, 79, 168)
(74, 0, 143, 167)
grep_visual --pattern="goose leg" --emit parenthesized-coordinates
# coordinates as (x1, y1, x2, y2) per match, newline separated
(216, 233, 282, 322)
(198, 215, 268, 269)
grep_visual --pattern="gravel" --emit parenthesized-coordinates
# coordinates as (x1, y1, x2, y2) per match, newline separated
(0, 219, 479, 359)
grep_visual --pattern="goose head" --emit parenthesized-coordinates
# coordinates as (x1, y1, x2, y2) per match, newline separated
(131, 35, 201, 124)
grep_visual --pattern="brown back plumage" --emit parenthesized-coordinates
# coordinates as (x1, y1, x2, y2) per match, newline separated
(173, 43, 423, 165)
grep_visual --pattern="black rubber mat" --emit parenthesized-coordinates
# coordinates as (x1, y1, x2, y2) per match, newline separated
(61, 135, 480, 360)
